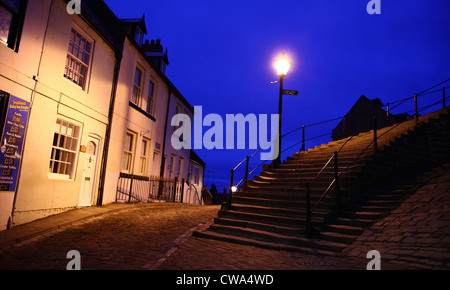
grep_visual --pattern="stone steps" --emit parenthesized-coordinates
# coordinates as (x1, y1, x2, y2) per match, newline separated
(195, 107, 450, 255)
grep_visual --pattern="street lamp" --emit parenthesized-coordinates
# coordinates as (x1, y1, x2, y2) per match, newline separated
(274, 52, 291, 165)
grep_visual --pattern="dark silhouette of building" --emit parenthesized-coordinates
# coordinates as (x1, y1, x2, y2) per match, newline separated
(332, 95, 411, 141)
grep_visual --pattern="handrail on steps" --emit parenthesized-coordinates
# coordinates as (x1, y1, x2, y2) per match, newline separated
(224, 81, 449, 217)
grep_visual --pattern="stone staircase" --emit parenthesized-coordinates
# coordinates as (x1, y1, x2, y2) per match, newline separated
(194, 107, 450, 255)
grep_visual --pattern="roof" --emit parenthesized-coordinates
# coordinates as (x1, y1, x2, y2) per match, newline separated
(69, 0, 125, 55)
(120, 14, 148, 35)
(190, 150, 206, 166)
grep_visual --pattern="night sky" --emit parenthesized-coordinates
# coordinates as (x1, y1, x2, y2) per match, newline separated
(104, 0, 450, 190)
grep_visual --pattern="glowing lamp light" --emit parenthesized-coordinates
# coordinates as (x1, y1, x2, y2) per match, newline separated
(231, 186, 237, 193)
(274, 53, 291, 76)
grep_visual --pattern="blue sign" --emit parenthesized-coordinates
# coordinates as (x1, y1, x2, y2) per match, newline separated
(0, 95, 30, 192)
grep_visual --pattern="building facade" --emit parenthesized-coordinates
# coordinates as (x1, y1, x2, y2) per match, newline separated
(0, 0, 205, 231)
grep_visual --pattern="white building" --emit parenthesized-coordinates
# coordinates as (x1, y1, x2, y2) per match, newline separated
(0, 0, 205, 230)
(0, 0, 124, 229)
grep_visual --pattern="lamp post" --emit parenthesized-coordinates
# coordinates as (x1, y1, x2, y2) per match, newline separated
(274, 53, 291, 165)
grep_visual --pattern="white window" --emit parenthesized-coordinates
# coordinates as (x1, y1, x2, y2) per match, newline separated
(49, 119, 80, 179)
(139, 138, 150, 175)
(147, 79, 155, 114)
(64, 28, 93, 90)
(121, 132, 135, 173)
(194, 167, 200, 185)
(169, 155, 176, 178)
(177, 157, 184, 179)
(131, 66, 143, 106)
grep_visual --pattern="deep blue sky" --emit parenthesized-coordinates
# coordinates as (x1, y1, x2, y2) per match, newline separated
(104, 0, 450, 190)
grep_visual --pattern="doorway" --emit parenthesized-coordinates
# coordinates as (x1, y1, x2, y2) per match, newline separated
(78, 136, 100, 206)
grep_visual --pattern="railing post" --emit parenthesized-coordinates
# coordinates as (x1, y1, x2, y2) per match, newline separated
(334, 151, 341, 210)
(173, 177, 178, 202)
(244, 156, 250, 191)
(386, 103, 390, 126)
(180, 178, 185, 203)
(301, 125, 305, 152)
(414, 94, 418, 122)
(305, 183, 312, 237)
(128, 174, 134, 204)
(225, 169, 234, 209)
(373, 115, 378, 153)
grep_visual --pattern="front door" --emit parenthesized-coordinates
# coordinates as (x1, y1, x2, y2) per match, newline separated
(78, 137, 99, 206)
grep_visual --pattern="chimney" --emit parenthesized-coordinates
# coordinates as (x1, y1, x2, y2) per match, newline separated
(142, 39, 163, 53)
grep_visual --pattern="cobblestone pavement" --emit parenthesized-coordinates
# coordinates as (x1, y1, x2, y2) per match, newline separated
(0, 203, 220, 270)
(340, 167, 450, 270)
(0, 166, 448, 271)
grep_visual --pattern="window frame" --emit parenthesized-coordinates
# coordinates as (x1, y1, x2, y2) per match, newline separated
(139, 137, 150, 176)
(131, 66, 144, 107)
(121, 131, 136, 173)
(146, 79, 156, 115)
(177, 157, 184, 180)
(48, 118, 81, 180)
(194, 167, 200, 185)
(64, 26, 94, 90)
(0, 0, 27, 51)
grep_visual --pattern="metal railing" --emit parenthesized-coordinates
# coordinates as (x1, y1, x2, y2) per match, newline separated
(303, 83, 450, 236)
(225, 79, 449, 217)
(116, 173, 204, 205)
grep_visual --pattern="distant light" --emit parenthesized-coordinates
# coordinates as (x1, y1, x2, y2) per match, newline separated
(231, 186, 237, 192)
(274, 53, 291, 76)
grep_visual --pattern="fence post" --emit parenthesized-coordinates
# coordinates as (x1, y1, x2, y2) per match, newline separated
(225, 169, 234, 209)
(128, 174, 134, 204)
(414, 94, 418, 122)
(180, 178, 185, 203)
(373, 115, 378, 153)
(173, 177, 178, 202)
(244, 156, 250, 191)
(305, 183, 312, 237)
(334, 151, 341, 210)
(301, 125, 305, 152)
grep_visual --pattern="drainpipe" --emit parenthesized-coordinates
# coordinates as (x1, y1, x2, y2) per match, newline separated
(159, 87, 172, 178)
(8, 0, 54, 229)
(97, 52, 122, 205)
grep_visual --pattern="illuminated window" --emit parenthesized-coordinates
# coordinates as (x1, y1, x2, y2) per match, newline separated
(121, 132, 135, 173)
(49, 119, 80, 179)
(64, 28, 92, 90)
(131, 67, 143, 106)
(139, 138, 150, 175)
(0, 0, 26, 51)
